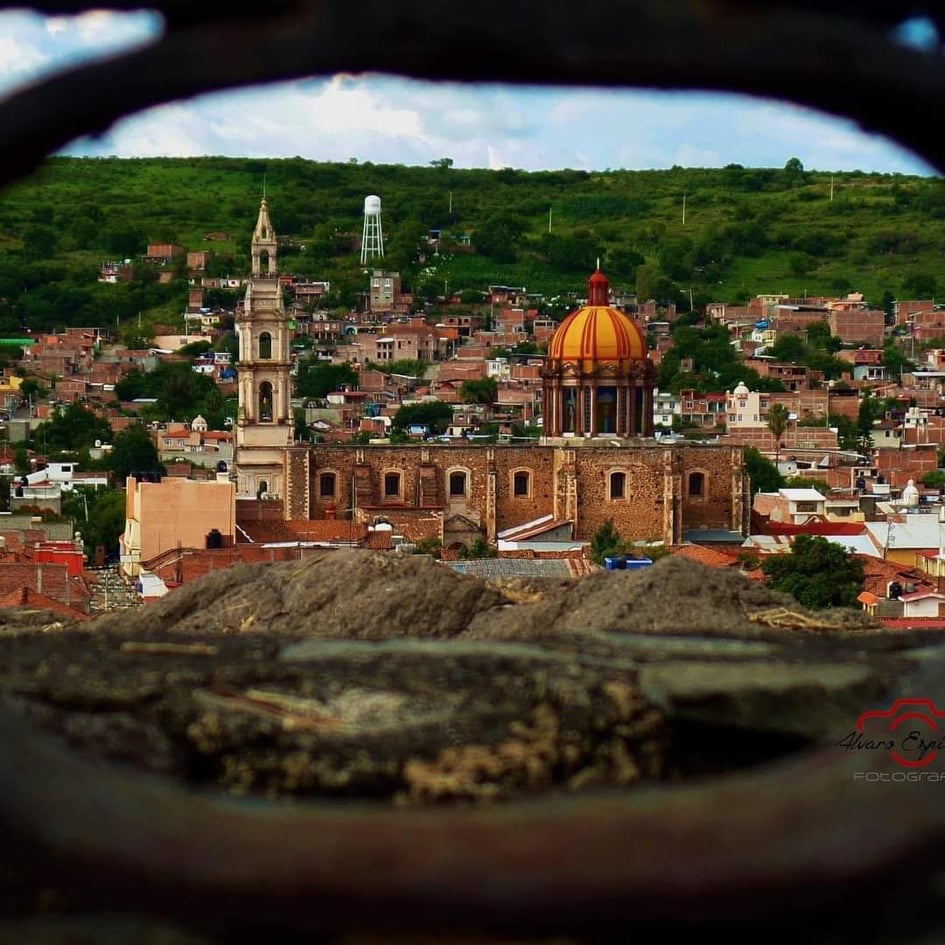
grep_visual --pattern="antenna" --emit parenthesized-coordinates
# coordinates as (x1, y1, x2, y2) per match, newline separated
(361, 195, 384, 264)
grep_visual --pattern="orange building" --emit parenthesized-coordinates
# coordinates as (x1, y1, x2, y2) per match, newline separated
(120, 474, 236, 578)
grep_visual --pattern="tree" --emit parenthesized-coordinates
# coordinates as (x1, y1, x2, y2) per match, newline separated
(107, 423, 163, 482)
(32, 403, 112, 455)
(766, 334, 807, 363)
(590, 519, 623, 566)
(373, 359, 426, 379)
(882, 338, 917, 379)
(391, 401, 453, 435)
(744, 447, 782, 498)
(762, 535, 865, 609)
(22, 225, 57, 259)
(294, 407, 310, 443)
(19, 377, 45, 403)
(784, 156, 805, 174)
(857, 392, 878, 450)
(458, 537, 497, 559)
(460, 377, 498, 406)
(766, 402, 790, 467)
(921, 470, 945, 490)
(473, 214, 526, 263)
(830, 413, 861, 452)
(62, 486, 127, 561)
(782, 476, 830, 494)
(295, 359, 358, 399)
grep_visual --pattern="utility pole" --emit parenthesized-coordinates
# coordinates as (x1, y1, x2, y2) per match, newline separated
(682, 194, 686, 226)
(548, 207, 552, 234)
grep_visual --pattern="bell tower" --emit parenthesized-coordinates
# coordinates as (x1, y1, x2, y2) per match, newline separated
(234, 196, 293, 501)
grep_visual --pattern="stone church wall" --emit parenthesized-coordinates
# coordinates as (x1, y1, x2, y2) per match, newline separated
(304, 444, 744, 545)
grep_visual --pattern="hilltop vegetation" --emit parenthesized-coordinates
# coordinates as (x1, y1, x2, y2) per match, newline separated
(0, 156, 943, 334)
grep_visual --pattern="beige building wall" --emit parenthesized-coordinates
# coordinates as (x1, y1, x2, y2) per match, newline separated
(120, 476, 236, 576)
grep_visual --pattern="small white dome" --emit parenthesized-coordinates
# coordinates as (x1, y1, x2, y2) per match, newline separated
(902, 478, 920, 506)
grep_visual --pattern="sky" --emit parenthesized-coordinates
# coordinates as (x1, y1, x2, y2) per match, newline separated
(0, 9, 939, 177)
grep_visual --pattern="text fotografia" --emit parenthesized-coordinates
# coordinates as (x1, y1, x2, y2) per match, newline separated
(852, 771, 945, 783)
(841, 698, 945, 771)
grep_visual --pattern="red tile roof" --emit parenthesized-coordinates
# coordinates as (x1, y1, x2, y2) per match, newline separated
(670, 544, 739, 568)
(0, 586, 90, 622)
(877, 618, 945, 630)
(762, 521, 866, 536)
(859, 556, 933, 599)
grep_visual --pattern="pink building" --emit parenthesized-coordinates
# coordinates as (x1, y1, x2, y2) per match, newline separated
(120, 474, 236, 578)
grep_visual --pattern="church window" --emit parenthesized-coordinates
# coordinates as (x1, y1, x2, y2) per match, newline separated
(259, 381, 273, 421)
(449, 471, 468, 497)
(564, 389, 577, 432)
(689, 472, 705, 497)
(319, 472, 336, 498)
(384, 472, 401, 499)
(258, 332, 272, 359)
(513, 471, 530, 497)
(609, 471, 627, 500)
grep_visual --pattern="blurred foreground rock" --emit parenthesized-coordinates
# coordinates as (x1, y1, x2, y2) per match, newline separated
(0, 550, 942, 944)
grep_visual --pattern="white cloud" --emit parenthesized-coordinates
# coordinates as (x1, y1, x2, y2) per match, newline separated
(0, 33, 51, 82)
(0, 9, 938, 177)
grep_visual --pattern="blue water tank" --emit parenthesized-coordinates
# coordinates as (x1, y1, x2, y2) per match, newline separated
(624, 557, 654, 570)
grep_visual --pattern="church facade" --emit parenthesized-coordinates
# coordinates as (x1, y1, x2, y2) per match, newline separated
(234, 202, 749, 548)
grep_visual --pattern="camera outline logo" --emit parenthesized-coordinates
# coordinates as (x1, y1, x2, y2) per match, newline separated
(856, 698, 945, 769)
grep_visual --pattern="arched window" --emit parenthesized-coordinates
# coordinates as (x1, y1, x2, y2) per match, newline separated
(258, 381, 273, 421)
(513, 471, 530, 497)
(449, 471, 468, 497)
(564, 389, 577, 432)
(319, 472, 336, 498)
(258, 331, 272, 359)
(689, 472, 705, 497)
(609, 471, 627, 500)
(384, 472, 401, 499)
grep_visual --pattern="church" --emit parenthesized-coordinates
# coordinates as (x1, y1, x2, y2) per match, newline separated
(234, 199, 748, 549)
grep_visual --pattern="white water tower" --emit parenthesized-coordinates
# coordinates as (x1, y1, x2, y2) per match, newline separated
(360, 194, 384, 264)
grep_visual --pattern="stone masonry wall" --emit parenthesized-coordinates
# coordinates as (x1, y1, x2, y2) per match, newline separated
(307, 444, 743, 545)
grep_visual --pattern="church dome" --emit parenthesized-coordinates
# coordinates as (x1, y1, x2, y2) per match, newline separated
(548, 270, 647, 364)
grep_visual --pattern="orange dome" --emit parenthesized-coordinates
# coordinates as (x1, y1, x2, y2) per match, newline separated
(548, 270, 647, 363)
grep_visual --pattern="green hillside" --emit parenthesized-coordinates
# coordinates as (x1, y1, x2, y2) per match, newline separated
(0, 156, 943, 334)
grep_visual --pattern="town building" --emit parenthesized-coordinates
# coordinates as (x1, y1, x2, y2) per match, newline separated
(541, 270, 656, 438)
(233, 197, 293, 500)
(226, 208, 748, 550)
(119, 473, 236, 578)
